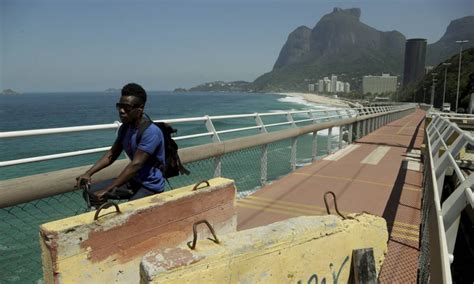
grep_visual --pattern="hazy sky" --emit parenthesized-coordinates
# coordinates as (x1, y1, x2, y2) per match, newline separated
(1, 0, 472, 92)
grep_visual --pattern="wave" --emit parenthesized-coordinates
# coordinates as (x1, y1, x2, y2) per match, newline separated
(277, 96, 319, 108)
(316, 127, 341, 136)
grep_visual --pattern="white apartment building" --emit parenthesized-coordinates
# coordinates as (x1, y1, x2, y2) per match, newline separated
(336, 81, 345, 93)
(344, 82, 350, 93)
(331, 75, 337, 93)
(362, 74, 397, 94)
(315, 75, 350, 94)
(318, 80, 324, 93)
(308, 84, 315, 92)
(324, 77, 331, 92)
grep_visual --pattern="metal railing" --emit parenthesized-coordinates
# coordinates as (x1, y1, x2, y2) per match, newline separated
(0, 104, 416, 283)
(0, 105, 415, 208)
(419, 113, 474, 283)
(0, 106, 396, 167)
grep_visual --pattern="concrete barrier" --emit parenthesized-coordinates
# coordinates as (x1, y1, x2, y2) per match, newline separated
(39, 177, 237, 284)
(140, 213, 388, 283)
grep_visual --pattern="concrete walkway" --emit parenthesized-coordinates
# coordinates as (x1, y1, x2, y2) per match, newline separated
(236, 108, 426, 283)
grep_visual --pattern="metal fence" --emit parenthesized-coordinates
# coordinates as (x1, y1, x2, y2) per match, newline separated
(0, 104, 415, 283)
(419, 113, 474, 283)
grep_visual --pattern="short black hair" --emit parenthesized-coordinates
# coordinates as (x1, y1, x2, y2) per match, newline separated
(121, 83, 147, 104)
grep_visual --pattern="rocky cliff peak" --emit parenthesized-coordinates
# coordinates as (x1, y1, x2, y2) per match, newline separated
(331, 7, 361, 20)
(272, 7, 404, 70)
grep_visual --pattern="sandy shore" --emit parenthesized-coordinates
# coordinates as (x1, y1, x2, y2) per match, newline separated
(276, 92, 355, 108)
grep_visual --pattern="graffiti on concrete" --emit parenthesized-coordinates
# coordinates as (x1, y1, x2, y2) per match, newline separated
(296, 255, 350, 284)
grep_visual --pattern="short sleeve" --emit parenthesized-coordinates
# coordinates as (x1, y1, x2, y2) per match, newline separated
(137, 126, 162, 155)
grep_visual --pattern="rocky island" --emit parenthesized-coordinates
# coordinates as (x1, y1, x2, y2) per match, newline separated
(1, 89, 20, 95)
(105, 88, 120, 93)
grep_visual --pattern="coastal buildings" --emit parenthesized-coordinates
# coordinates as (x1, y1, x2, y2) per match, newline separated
(362, 74, 398, 94)
(311, 75, 350, 94)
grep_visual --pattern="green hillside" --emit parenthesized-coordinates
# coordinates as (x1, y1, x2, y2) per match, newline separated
(401, 47, 474, 110)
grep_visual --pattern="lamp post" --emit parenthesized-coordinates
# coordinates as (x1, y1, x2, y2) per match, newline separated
(423, 87, 426, 104)
(431, 73, 437, 106)
(455, 40, 469, 112)
(442, 63, 452, 107)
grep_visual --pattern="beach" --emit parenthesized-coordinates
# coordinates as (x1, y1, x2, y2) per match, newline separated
(276, 92, 359, 108)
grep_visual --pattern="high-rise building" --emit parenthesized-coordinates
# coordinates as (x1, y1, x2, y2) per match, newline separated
(363, 74, 398, 94)
(308, 84, 315, 92)
(331, 75, 337, 93)
(318, 80, 324, 93)
(344, 82, 350, 93)
(324, 77, 331, 92)
(403, 38, 427, 88)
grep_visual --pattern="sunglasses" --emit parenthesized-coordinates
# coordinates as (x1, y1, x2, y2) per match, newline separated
(116, 103, 141, 112)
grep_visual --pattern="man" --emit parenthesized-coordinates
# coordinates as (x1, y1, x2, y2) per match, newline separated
(76, 83, 165, 202)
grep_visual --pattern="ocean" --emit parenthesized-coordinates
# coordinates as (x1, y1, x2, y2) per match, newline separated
(0, 91, 342, 283)
(0, 91, 339, 180)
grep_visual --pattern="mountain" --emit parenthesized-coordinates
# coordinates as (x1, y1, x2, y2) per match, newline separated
(426, 16, 474, 67)
(253, 8, 406, 92)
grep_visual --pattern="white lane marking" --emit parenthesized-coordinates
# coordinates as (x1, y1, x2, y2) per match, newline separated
(403, 149, 421, 171)
(323, 144, 360, 161)
(361, 146, 391, 165)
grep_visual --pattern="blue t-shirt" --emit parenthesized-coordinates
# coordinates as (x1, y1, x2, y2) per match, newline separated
(120, 123, 165, 192)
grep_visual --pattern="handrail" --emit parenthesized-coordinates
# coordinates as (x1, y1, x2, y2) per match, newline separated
(0, 105, 412, 167)
(423, 114, 474, 283)
(0, 104, 416, 208)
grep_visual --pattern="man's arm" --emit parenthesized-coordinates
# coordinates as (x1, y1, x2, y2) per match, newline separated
(92, 149, 151, 197)
(76, 140, 123, 187)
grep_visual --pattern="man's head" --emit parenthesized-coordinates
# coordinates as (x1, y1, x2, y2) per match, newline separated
(116, 83, 147, 124)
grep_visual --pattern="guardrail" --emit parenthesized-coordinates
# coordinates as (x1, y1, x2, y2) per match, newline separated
(419, 114, 474, 283)
(0, 106, 393, 167)
(0, 105, 415, 208)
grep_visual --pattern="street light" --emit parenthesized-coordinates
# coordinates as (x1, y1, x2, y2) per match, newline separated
(455, 40, 469, 113)
(423, 87, 426, 103)
(431, 73, 438, 106)
(442, 63, 452, 108)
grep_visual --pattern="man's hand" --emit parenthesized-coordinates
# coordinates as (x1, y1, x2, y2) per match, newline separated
(94, 187, 111, 198)
(76, 173, 92, 188)
(89, 187, 112, 206)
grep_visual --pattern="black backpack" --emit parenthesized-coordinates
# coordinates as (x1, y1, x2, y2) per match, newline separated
(119, 114, 190, 179)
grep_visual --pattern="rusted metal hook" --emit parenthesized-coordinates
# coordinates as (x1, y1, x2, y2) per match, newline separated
(188, 220, 220, 250)
(192, 180, 210, 191)
(323, 191, 346, 219)
(94, 201, 121, 221)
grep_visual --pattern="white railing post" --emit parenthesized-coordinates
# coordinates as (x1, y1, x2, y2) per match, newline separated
(327, 127, 333, 154)
(345, 109, 354, 145)
(255, 113, 268, 186)
(309, 111, 318, 162)
(205, 116, 222, 177)
(288, 112, 297, 170)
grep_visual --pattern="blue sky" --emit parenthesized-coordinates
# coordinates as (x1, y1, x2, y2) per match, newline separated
(1, 0, 472, 92)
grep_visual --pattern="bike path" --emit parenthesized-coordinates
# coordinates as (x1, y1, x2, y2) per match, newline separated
(236, 108, 426, 283)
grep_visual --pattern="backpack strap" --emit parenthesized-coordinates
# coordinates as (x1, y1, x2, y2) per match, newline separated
(135, 114, 165, 170)
(135, 114, 153, 145)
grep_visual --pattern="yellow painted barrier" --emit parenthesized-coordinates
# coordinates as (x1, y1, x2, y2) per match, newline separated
(140, 213, 388, 283)
(39, 177, 237, 284)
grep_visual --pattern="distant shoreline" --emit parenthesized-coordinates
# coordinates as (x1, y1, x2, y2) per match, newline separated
(272, 92, 352, 108)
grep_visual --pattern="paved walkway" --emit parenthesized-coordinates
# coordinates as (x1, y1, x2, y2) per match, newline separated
(236, 108, 426, 283)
